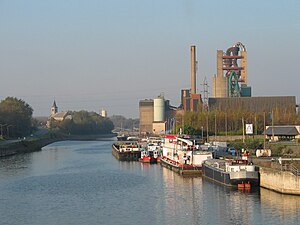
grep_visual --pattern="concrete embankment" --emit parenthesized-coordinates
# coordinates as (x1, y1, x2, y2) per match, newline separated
(0, 133, 116, 157)
(259, 167, 300, 195)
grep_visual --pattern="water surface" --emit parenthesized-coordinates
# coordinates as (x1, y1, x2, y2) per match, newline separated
(0, 140, 299, 225)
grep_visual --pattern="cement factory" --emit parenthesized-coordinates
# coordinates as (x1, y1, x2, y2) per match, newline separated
(139, 42, 296, 135)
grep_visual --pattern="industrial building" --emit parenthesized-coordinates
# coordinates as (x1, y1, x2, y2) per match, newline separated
(139, 42, 297, 135)
(212, 42, 250, 98)
(181, 46, 202, 112)
(210, 42, 296, 114)
(139, 95, 176, 135)
(139, 45, 202, 135)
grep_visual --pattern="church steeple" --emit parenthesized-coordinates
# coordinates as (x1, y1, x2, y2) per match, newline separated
(51, 100, 58, 115)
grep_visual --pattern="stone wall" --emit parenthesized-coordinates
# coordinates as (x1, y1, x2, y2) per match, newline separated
(259, 167, 300, 195)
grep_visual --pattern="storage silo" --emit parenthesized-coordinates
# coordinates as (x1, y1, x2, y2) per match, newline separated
(154, 96, 165, 122)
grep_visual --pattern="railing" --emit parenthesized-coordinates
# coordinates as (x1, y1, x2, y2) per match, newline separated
(290, 164, 300, 176)
(279, 162, 300, 176)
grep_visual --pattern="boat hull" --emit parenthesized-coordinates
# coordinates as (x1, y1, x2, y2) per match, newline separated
(202, 163, 259, 187)
(112, 144, 141, 161)
(160, 157, 202, 176)
(139, 156, 157, 164)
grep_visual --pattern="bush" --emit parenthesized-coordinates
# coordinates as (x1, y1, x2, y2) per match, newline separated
(269, 145, 286, 156)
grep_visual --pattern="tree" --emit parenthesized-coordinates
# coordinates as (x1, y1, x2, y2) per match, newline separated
(0, 97, 34, 137)
(181, 107, 300, 137)
(109, 115, 139, 131)
(57, 111, 114, 135)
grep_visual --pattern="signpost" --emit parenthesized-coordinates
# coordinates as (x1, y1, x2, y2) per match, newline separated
(246, 124, 253, 135)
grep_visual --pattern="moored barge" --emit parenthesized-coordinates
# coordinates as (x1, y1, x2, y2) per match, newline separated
(112, 141, 142, 161)
(202, 159, 259, 188)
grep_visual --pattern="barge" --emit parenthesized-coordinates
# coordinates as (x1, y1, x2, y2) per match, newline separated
(161, 135, 212, 176)
(112, 141, 142, 161)
(202, 159, 259, 188)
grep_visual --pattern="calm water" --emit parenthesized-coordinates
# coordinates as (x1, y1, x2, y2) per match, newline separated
(0, 140, 299, 225)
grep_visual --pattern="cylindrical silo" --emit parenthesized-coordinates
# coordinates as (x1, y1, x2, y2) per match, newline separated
(154, 96, 165, 122)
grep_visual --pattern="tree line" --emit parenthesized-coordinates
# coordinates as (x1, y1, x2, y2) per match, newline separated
(50, 110, 114, 135)
(176, 106, 299, 136)
(0, 97, 115, 138)
(109, 115, 139, 131)
(0, 97, 35, 138)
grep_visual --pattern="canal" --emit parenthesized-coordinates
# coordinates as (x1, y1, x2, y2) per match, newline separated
(0, 140, 299, 225)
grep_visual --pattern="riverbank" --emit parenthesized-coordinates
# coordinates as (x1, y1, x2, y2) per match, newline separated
(0, 132, 116, 157)
(0, 138, 61, 157)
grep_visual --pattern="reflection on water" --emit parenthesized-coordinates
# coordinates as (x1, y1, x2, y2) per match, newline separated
(260, 187, 300, 224)
(0, 140, 299, 225)
(161, 167, 203, 225)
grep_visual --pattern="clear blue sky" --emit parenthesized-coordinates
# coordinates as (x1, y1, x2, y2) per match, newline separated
(1, 0, 299, 118)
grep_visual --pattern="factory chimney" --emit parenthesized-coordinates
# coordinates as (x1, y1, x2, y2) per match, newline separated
(190, 45, 196, 94)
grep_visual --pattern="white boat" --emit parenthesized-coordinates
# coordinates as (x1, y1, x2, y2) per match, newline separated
(160, 134, 213, 176)
(140, 138, 161, 163)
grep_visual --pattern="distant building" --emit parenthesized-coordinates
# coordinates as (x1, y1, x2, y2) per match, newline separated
(212, 42, 250, 98)
(139, 95, 176, 135)
(51, 100, 58, 115)
(47, 100, 72, 128)
(101, 109, 107, 118)
(180, 45, 202, 112)
(181, 89, 202, 112)
(265, 125, 300, 141)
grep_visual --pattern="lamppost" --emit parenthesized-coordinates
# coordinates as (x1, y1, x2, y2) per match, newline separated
(201, 126, 204, 141)
(0, 124, 7, 138)
(7, 125, 13, 138)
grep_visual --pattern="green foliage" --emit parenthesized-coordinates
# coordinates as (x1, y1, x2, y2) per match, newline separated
(109, 115, 139, 131)
(183, 125, 201, 135)
(229, 138, 263, 150)
(269, 145, 286, 156)
(54, 111, 114, 135)
(0, 97, 34, 137)
(181, 106, 299, 137)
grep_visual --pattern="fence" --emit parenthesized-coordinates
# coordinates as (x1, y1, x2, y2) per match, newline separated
(280, 162, 300, 176)
(290, 164, 300, 176)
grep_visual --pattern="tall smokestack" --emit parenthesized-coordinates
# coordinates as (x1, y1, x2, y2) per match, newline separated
(191, 45, 196, 94)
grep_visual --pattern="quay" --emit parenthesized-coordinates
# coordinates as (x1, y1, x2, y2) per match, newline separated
(254, 158, 300, 195)
(259, 167, 300, 195)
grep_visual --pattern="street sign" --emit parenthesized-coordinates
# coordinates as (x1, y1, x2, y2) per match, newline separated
(246, 124, 253, 134)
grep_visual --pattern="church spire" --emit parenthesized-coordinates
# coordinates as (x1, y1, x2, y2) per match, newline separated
(51, 100, 58, 115)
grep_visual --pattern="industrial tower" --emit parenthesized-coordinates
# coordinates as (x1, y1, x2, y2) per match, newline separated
(181, 45, 202, 111)
(212, 42, 251, 98)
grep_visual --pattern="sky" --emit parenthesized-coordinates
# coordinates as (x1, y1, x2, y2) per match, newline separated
(0, 0, 299, 118)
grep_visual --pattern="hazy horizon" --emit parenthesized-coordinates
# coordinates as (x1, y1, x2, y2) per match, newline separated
(1, 0, 299, 119)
